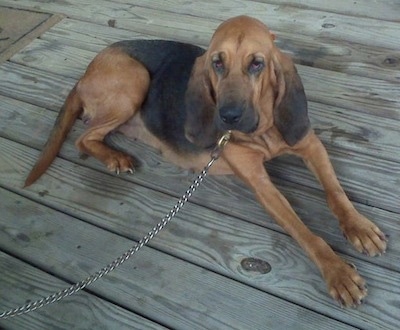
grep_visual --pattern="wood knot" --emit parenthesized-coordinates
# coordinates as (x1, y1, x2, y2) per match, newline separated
(240, 257, 271, 274)
(382, 56, 399, 67)
(322, 23, 335, 29)
(108, 19, 116, 28)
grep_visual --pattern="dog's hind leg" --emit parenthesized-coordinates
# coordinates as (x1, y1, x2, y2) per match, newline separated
(76, 102, 139, 174)
(75, 48, 150, 174)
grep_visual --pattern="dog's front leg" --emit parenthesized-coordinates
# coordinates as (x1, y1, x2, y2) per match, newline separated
(222, 143, 367, 307)
(292, 131, 387, 257)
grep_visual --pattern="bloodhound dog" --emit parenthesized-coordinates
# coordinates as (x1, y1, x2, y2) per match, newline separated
(25, 16, 387, 307)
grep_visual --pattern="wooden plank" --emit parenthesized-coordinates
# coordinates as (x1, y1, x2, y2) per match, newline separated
(253, 0, 400, 22)
(12, 37, 97, 79)
(1, 88, 399, 232)
(111, 0, 400, 48)
(309, 102, 400, 163)
(0, 1, 398, 329)
(0, 188, 360, 330)
(42, 18, 158, 53)
(0, 105, 400, 324)
(0, 60, 399, 214)
(0, 66, 399, 219)
(0, 253, 165, 330)
(1, 143, 399, 329)
(5, 80, 398, 167)
(298, 65, 400, 120)
(0, 61, 73, 111)
(3, 0, 400, 50)
(13, 17, 398, 84)
(275, 33, 400, 83)
(0, 131, 399, 300)
(8, 40, 400, 161)
(266, 147, 400, 213)
(41, 18, 400, 83)
(6, 39, 400, 122)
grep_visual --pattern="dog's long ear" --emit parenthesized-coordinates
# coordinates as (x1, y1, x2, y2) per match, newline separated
(184, 54, 219, 148)
(272, 52, 310, 146)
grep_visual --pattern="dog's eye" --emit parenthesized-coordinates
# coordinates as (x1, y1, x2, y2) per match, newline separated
(249, 59, 265, 74)
(212, 59, 224, 73)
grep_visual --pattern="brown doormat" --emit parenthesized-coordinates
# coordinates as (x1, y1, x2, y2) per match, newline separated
(0, 6, 63, 63)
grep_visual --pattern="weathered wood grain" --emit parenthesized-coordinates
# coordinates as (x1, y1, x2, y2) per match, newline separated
(41, 18, 400, 83)
(1, 143, 399, 329)
(12, 38, 96, 78)
(7, 39, 400, 122)
(5, 86, 399, 167)
(0, 62, 73, 111)
(1, 1, 399, 329)
(0, 254, 164, 330)
(0, 60, 399, 214)
(3, 0, 400, 50)
(298, 65, 400, 120)
(0, 188, 361, 330)
(1, 88, 399, 247)
(1, 91, 399, 238)
(309, 102, 400, 162)
(111, 0, 400, 48)
(9, 36, 400, 162)
(253, 0, 400, 22)
(275, 32, 400, 83)
(254, 0, 400, 22)
(6, 16, 395, 86)
(42, 18, 158, 52)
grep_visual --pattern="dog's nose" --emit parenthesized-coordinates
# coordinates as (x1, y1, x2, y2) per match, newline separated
(219, 105, 242, 125)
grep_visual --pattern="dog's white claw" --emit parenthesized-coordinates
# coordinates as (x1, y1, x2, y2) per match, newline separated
(346, 262, 357, 270)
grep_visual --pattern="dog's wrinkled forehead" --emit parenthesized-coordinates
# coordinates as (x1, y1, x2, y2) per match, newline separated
(208, 16, 275, 54)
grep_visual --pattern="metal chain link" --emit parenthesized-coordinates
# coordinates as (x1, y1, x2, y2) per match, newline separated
(0, 131, 231, 320)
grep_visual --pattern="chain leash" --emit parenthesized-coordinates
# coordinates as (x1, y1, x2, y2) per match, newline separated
(0, 131, 231, 320)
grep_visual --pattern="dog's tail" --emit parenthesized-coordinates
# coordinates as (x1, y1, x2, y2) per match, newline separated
(24, 85, 82, 187)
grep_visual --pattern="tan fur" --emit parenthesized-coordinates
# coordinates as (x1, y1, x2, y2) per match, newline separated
(24, 85, 82, 187)
(25, 15, 387, 307)
(118, 115, 233, 175)
(75, 47, 150, 173)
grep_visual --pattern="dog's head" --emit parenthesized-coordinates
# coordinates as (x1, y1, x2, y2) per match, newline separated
(185, 15, 310, 148)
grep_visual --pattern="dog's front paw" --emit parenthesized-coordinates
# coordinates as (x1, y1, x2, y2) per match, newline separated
(105, 151, 135, 175)
(324, 260, 367, 308)
(341, 212, 387, 257)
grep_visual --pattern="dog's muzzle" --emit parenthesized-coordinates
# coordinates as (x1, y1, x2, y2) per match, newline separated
(216, 103, 259, 133)
(219, 104, 243, 125)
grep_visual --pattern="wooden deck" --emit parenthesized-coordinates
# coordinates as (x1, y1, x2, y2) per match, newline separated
(0, 1, 399, 329)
